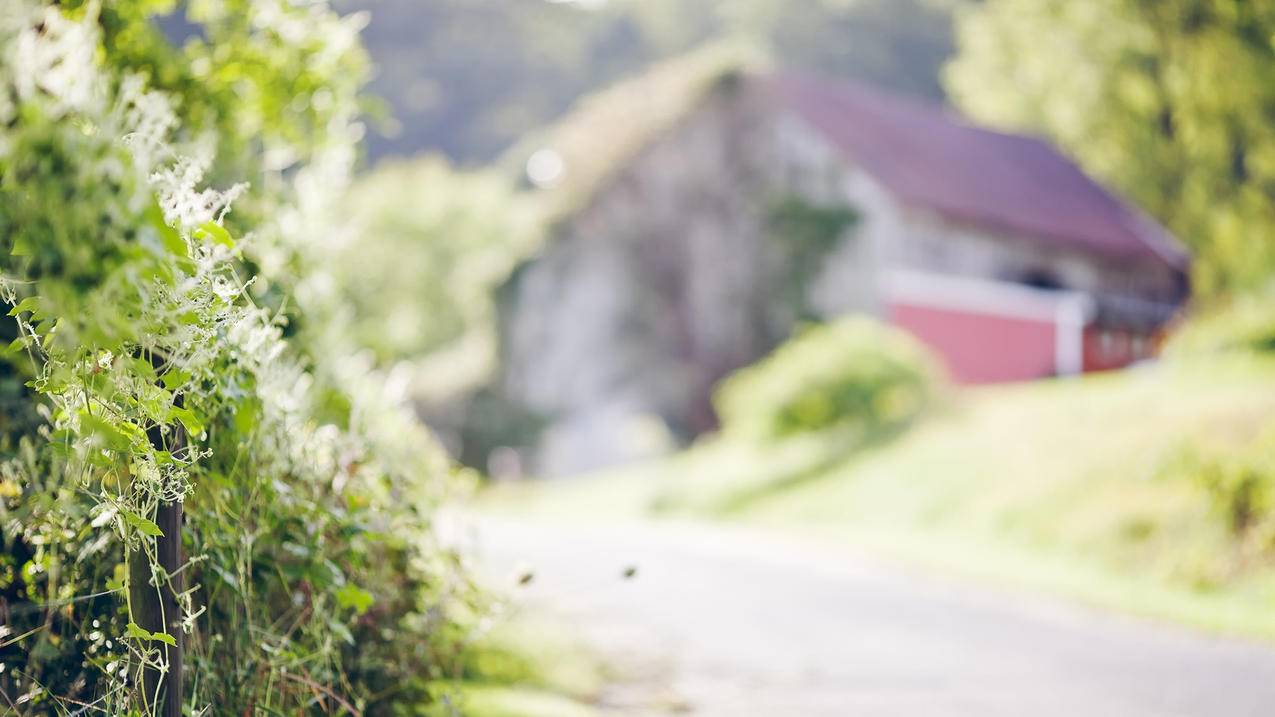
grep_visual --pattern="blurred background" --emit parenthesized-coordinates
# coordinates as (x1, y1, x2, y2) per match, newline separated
(325, 0, 1275, 713)
(334, 0, 1272, 475)
(10, 1, 1275, 714)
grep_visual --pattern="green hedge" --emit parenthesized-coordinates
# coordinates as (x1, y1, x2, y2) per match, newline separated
(0, 3, 475, 714)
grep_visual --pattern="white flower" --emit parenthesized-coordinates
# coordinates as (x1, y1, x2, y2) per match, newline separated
(10, 6, 102, 118)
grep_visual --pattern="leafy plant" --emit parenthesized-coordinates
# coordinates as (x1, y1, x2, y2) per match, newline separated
(714, 317, 940, 441)
(0, 3, 473, 714)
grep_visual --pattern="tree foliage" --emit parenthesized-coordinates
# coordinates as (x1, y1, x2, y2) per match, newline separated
(339, 157, 536, 367)
(947, 0, 1275, 296)
(0, 2, 472, 714)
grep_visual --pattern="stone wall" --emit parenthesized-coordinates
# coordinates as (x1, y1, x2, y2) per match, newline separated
(501, 81, 803, 475)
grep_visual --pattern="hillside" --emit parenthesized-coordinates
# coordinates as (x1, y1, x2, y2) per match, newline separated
(489, 355, 1275, 637)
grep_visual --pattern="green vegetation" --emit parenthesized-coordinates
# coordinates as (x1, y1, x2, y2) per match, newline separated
(715, 318, 938, 441)
(339, 157, 536, 368)
(0, 3, 475, 714)
(765, 195, 859, 319)
(491, 348, 1275, 638)
(440, 616, 606, 717)
(737, 358, 1275, 636)
(947, 0, 1275, 296)
(1164, 290, 1275, 356)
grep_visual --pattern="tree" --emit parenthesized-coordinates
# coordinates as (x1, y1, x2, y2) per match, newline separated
(338, 157, 537, 367)
(947, 0, 1275, 296)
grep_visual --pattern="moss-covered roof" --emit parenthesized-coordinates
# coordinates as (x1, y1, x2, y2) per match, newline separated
(503, 40, 769, 226)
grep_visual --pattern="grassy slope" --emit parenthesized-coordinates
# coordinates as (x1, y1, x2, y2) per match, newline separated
(488, 355, 1275, 638)
(741, 356, 1275, 637)
(438, 614, 606, 717)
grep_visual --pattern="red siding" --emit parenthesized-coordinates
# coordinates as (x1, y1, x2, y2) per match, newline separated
(1082, 326, 1156, 372)
(888, 302, 1058, 384)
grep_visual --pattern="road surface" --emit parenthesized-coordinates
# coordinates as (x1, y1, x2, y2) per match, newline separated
(456, 516, 1275, 716)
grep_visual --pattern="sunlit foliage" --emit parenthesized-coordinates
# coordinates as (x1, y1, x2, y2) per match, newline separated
(0, 2, 472, 713)
(947, 0, 1275, 296)
(339, 157, 536, 368)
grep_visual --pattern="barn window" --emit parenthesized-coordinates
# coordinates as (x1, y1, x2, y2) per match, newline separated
(1016, 268, 1065, 291)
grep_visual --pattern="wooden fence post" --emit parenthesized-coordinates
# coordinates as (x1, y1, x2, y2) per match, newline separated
(128, 499, 183, 716)
(129, 422, 184, 717)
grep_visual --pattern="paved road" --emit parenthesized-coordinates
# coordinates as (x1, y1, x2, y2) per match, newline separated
(457, 516, 1275, 716)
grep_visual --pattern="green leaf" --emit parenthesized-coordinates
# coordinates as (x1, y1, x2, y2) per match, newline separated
(233, 397, 260, 434)
(105, 564, 126, 593)
(335, 583, 374, 615)
(161, 368, 191, 390)
(129, 357, 158, 382)
(168, 405, 204, 436)
(79, 414, 133, 451)
(121, 509, 164, 538)
(195, 221, 235, 250)
(147, 201, 187, 258)
(150, 630, 177, 646)
(7, 296, 40, 317)
(125, 622, 176, 646)
(330, 620, 355, 645)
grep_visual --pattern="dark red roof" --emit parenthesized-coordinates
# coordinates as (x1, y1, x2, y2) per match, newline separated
(771, 74, 1189, 270)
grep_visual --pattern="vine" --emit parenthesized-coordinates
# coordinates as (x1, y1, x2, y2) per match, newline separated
(0, 2, 471, 714)
(765, 194, 859, 320)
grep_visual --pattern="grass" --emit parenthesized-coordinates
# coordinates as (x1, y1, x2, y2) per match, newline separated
(436, 614, 606, 717)
(485, 354, 1275, 639)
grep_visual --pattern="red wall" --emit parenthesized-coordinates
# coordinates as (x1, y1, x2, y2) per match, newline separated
(888, 302, 1059, 384)
(1082, 326, 1156, 372)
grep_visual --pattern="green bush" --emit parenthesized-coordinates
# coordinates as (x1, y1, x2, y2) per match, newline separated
(0, 3, 475, 714)
(714, 317, 940, 441)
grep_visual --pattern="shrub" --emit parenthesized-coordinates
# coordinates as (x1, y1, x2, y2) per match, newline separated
(0, 3, 474, 714)
(714, 317, 940, 441)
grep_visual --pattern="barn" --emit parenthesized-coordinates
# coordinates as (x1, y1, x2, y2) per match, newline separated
(776, 73, 1189, 382)
(496, 51, 1190, 475)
